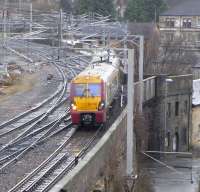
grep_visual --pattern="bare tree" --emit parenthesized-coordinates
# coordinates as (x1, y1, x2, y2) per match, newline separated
(146, 38, 197, 75)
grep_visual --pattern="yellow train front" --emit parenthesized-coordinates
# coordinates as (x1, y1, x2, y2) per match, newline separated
(70, 62, 119, 126)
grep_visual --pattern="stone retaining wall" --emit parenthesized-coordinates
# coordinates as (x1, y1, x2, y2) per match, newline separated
(50, 108, 127, 192)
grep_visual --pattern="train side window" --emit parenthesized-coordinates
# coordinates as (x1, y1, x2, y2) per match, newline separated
(106, 84, 111, 103)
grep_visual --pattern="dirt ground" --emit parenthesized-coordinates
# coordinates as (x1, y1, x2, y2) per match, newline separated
(0, 73, 38, 102)
(0, 64, 60, 123)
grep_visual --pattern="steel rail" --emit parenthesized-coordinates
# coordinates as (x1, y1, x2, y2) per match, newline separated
(0, 111, 71, 172)
(0, 82, 63, 130)
(8, 126, 77, 192)
(26, 125, 103, 192)
(8, 125, 103, 192)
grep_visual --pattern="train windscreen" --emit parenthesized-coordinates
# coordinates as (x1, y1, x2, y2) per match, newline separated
(74, 83, 101, 97)
(88, 84, 101, 96)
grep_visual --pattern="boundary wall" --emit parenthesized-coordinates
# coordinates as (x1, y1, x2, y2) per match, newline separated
(50, 108, 127, 192)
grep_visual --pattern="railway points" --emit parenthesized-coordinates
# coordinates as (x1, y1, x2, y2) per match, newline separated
(0, 4, 132, 192)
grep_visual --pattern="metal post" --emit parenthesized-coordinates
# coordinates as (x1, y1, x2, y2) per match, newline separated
(19, 0, 21, 14)
(103, 23, 106, 47)
(3, 1, 7, 76)
(125, 49, 136, 192)
(30, 3, 32, 33)
(123, 22, 128, 83)
(60, 9, 63, 43)
(139, 36, 144, 113)
(3, 9, 6, 46)
(154, 7, 157, 23)
(107, 32, 110, 62)
(164, 78, 173, 149)
(127, 49, 135, 176)
(58, 9, 63, 60)
(164, 80, 167, 149)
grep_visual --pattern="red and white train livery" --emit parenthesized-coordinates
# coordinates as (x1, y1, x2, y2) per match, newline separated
(70, 61, 120, 126)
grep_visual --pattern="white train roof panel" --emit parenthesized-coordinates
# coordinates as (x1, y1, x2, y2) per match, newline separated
(78, 62, 118, 82)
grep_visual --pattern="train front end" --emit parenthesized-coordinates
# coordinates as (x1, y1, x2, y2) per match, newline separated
(70, 75, 106, 126)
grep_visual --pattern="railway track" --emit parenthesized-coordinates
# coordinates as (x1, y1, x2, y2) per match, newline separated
(5, 40, 90, 81)
(0, 97, 71, 172)
(0, 86, 63, 141)
(0, 42, 85, 173)
(0, 62, 67, 143)
(0, 40, 94, 180)
(0, 34, 90, 148)
(8, 125, 103, 192)
(0, 15, 104, 191)
(0, 107, 71, 170)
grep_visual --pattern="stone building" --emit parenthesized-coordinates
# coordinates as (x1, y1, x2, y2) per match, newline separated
(150, 74, 193, 152)
(159, 0, 200, 47)
(192, 79, 200, 147)
(192, 63, 200, 80)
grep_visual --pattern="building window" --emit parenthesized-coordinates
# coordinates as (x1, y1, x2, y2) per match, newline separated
(184, 100, 188, 114)
(197, 33, 200, 41)
(182, 18, 192, 28)
(197, 17, 200, 26)
(182, 128, 187, 145)
(167, 132, 170, 147)
(188, 33, 194, 42)
(175, 101, 179, 116)
(165, 18, 175, 27)
(165, 33, 174, 41)
(198, 125, 200, 138)
(167, 103, 171, 117)
(182, 32, 188, 41)
(197, 33, 200, 42)
(173, 132, 179, 152)
(99, 40, 103, 45)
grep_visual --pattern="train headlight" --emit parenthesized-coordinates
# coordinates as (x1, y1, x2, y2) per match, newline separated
(71, 103, 77, 111)
(98, 101, 105, 111)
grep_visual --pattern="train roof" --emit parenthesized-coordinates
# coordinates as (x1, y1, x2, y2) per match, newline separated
(74, 62, 118, 82)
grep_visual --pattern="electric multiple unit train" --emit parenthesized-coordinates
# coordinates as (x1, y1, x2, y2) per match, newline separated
(70, 60, 120, 126)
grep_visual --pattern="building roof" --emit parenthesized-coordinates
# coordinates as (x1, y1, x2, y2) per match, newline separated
(161, 0, 200, 16)
(163, 0, 187, 8)
(193, 79, 200, 106)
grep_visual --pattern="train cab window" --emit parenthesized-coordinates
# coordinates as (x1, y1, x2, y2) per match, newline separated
(74, 83, 101, 97)
(88, 84, 101, 96)
(74, 84, 87, 96)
